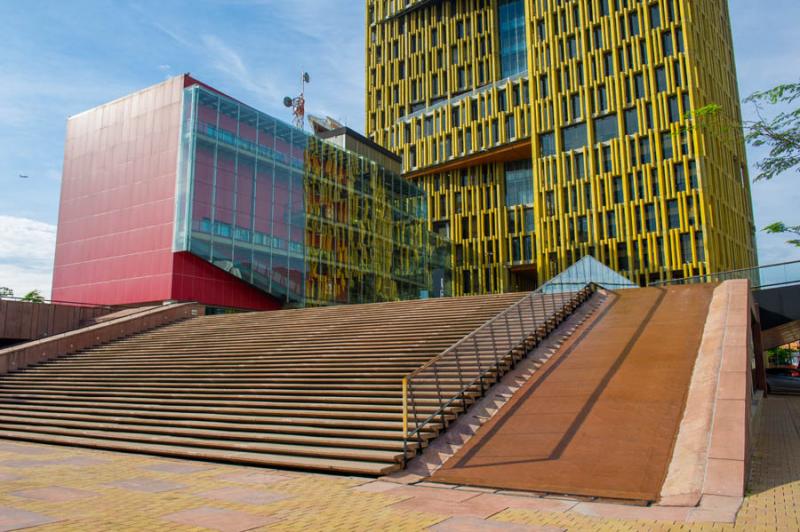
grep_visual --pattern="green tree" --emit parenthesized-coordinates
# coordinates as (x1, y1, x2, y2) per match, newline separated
(767, 347, 797, 367)
(21, 289, 45, 303)
(746, 82, 800, 247)
(0, 287, 13, 299)
(689, 81, 800, 247)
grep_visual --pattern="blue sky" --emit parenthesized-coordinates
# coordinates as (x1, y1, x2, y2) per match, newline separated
(0, 0, 798, 297)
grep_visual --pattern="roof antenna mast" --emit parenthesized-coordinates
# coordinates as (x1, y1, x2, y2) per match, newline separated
(283, 72, 311, 130)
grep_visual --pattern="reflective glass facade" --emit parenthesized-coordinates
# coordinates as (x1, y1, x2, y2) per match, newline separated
(498, 0, 528, 78)
(175, 85, 450, 306)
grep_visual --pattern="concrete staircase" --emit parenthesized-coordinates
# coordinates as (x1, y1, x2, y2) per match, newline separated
(0, 292, 585, 475)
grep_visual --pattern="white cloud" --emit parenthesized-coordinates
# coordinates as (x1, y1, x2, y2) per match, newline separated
(199, 34, 281, 102)
(0, 215, 56, 299)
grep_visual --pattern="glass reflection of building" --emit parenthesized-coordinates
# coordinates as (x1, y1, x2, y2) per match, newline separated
(174, 84, 450, 307)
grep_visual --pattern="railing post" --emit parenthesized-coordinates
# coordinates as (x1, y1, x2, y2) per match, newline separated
(489, 324, 500, 373)
(433, 364, 446, 428)
(402, 376, 408, 439)
(472, 335, 483, 391)
(453, 346, 467, 410)
(408, 379, 423, 449)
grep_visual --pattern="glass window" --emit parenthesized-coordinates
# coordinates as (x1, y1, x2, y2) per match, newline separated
(640, 137, 651, 163)
(624, 108, 639, 135)
(669, 96, 680, 122)
(607, 211, 617, 238)
(540, 132, 556, 156)
(680, 233, 692, 263)
(656, 67, 667, 92)
(668, 199, 680, 228)
(650, 4, 661, 28)
(662, 132, 673, 159)
(512, 237, 521, 262)
(646, 204, 657, 231)
(663, 31, 674, 56)
(562, 122, 587, 151)
(594, 114, 619, 143)
(576, 152, 586, 178)
(689, 160, 698, 188)
(523, 235, 532, 259)
(602, 145, 612, 172)
(675, 162, 686, 191)
(634, 74, 645, 98)
(696, 231, 705, 261)
(504, 160, 534, 206)
(630, 12, 640, 36)
(498, 0, 528, 78)
(524, 207, 535, 232)
(571, 93, 582, 120)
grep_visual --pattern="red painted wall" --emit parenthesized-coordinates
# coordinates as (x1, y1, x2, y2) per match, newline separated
(53, 76, 184, 306)
(52, 75, 281, 311)
(172, 252, 282, 311)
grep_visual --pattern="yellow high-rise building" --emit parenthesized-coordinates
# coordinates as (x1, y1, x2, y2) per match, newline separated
(365, 0, 757, 295)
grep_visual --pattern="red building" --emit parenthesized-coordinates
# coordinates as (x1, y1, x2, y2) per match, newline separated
(52, 75, 282, 310)
(52, 75, 448, 310)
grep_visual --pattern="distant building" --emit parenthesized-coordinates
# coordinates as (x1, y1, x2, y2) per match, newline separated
(365, 0, 757, 294)
(53, 75, 449, 310)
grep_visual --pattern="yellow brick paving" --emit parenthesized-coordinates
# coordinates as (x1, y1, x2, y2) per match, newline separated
(0, 395, 797, 531)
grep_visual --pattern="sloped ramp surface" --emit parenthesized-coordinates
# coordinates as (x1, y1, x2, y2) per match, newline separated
(431, 285, 716, 502)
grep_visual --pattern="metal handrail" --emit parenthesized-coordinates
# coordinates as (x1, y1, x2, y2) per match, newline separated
(648, 259, 800, 289)
(400, 283, 594, 460)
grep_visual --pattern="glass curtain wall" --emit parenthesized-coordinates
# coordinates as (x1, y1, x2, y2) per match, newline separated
(175, 85, 450, 306)
(498, 0, 528, 78)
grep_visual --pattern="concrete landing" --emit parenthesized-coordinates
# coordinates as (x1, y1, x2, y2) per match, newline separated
(430, 285, 716, 502)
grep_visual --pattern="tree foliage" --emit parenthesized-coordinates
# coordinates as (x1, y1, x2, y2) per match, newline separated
(743, 82, 800, 182)
(767, 347, 797, 367)
(0, 287, 13, 299)
(687, 81, 800, 247)
(21, 289, 45, 303)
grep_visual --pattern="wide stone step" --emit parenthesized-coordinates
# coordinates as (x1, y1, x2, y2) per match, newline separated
(0, 415, 414, 452)
(0, 429, 400, 475)
(0, 407, 412, 441)
(0, 289, 588, 476)
(0, 403, 440, 432)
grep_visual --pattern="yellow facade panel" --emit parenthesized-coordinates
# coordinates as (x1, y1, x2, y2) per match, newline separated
(366, 0, 756, 295)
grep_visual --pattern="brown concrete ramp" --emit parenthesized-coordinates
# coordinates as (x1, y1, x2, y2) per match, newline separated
(431, 285, 716, 502)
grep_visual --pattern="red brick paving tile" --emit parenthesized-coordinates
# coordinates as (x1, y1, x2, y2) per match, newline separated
(162, 506, 281, 532)
(0, 506, 59, 531)
(472, 494, 578, 513)
(686, 507, 738, 523)
(391, 486, 481, 503)
(351, 481, 403, 494)
(390, 496, 504, 519)
(390, 491, 550, 519)
(44, 456, 107, 466)
(213, 470, 292, 486)
(198, 486, 289, 505)
(11, 486, 97, 503)
(0, 443, 54, 455)
(143, 461, 215, 474)
(571, 501, 690, 521)
(107, 477, 186, 493)
(703, 459, 745, 497)
(0, 459, 52, 468)
(430, 515, 564, 531)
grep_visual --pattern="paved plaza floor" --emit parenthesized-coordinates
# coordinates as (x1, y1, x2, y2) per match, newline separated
(0, 394, 797, 531)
